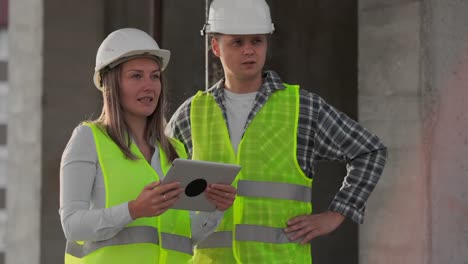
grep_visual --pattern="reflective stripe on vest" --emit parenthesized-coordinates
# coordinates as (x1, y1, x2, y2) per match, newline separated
(160, 232, 193, 255)
(236, 225, 295, 244)
(66, 226, 159, 258)
(66, 228, 194, 259)
(196, 224, 298, 249)
(196, 231, 232, 249)
(237, 180, 311, 202)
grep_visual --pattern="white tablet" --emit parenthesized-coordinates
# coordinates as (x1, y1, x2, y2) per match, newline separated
(162, 158, 241, 211)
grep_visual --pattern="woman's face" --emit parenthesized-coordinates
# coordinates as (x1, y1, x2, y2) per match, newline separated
(119, 57, 162, 121)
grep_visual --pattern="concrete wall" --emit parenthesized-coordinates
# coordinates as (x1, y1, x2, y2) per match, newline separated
(359, 0, 468, 263)
(423, 1, 468, 263)
(359, 1, 430, 263)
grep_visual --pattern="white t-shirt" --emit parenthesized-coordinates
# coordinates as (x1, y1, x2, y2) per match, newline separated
(223, 89, 258, 153)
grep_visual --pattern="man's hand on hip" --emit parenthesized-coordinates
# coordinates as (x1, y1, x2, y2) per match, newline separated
(284, 211, 345, 244)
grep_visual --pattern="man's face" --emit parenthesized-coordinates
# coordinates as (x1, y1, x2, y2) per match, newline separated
(212, 34, 267, 82)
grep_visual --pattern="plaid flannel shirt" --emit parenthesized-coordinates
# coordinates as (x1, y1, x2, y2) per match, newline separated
(167, 70, 387, 224)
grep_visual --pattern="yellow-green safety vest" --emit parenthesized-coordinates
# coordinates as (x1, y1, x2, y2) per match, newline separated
(190, 84, 313, 263)
(64, 123, 193, 264)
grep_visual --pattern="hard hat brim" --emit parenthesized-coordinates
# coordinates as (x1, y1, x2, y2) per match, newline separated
(203, 23, 275, 35)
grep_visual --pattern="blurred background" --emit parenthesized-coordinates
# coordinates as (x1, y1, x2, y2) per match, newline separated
(1, 0, 467, 263)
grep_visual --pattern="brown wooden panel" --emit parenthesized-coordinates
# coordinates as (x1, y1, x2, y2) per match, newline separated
(0, 0, 7, 27)
(0, 61, 7, 81)
(152, 0, 163, 43)
(0, 124, 5, 145)
(0, 188, 5, 209)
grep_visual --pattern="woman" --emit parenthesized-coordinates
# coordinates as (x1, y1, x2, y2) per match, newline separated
(59, 28, 236, 264)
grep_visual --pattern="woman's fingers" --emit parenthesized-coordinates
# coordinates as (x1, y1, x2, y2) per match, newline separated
(209, 184, 236, 194)
(135, 182, 238, 217)
(206, 184, 236, 199)
(131, 181, 184, 218)
(144, 181, 161, 190)
(155, 181, 181, 194)
(205, 184, 236, 211)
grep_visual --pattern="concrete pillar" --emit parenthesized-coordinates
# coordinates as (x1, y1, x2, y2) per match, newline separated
(6, 0, 43, 263)
(359, 1, 430, 263)
(423, 1, 468, 263)
(359, 0, 468, 263)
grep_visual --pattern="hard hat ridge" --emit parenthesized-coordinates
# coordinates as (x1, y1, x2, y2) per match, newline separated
(93, 28, 170, 90)
(201, 0, 275, 35)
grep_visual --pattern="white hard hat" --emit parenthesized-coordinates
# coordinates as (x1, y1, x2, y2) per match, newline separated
(201, 0, 275, 35)
(93, 28, 170, 90)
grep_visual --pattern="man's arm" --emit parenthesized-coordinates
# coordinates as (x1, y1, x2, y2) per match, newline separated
(312, 95, 387, 224)
(166, 97, 194, 157)
(285, 92, 387, 243)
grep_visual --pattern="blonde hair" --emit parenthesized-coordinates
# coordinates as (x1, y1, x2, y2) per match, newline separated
(93, 57, 178, 162)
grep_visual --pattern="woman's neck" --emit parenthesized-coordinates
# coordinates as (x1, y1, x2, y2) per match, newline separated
(126, 117, 154, 163)
(125, 115, 147, 145)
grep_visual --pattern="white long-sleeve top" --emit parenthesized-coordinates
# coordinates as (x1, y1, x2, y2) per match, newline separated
(59, 125, 223, 244)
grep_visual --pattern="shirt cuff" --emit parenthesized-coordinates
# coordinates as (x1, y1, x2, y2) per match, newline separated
(113, 202, 134, 226)
(328, 200, 365, 224)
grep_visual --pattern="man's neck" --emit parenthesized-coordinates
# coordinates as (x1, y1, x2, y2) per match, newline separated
(224, 74, 263, 94)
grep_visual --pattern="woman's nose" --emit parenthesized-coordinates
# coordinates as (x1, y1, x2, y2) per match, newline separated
(142, 76, 156, 90)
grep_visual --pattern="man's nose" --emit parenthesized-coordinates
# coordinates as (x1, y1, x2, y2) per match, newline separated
(243, 44, 254, 55)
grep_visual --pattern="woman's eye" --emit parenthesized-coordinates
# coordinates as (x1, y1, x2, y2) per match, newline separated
(131, 74, 142, 79)
(151, 74, 160, 80)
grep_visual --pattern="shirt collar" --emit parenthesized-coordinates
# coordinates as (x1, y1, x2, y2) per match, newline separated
(207, 70, 285, 98)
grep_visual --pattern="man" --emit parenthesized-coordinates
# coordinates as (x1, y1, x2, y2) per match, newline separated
(167, 0, 387, 263)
